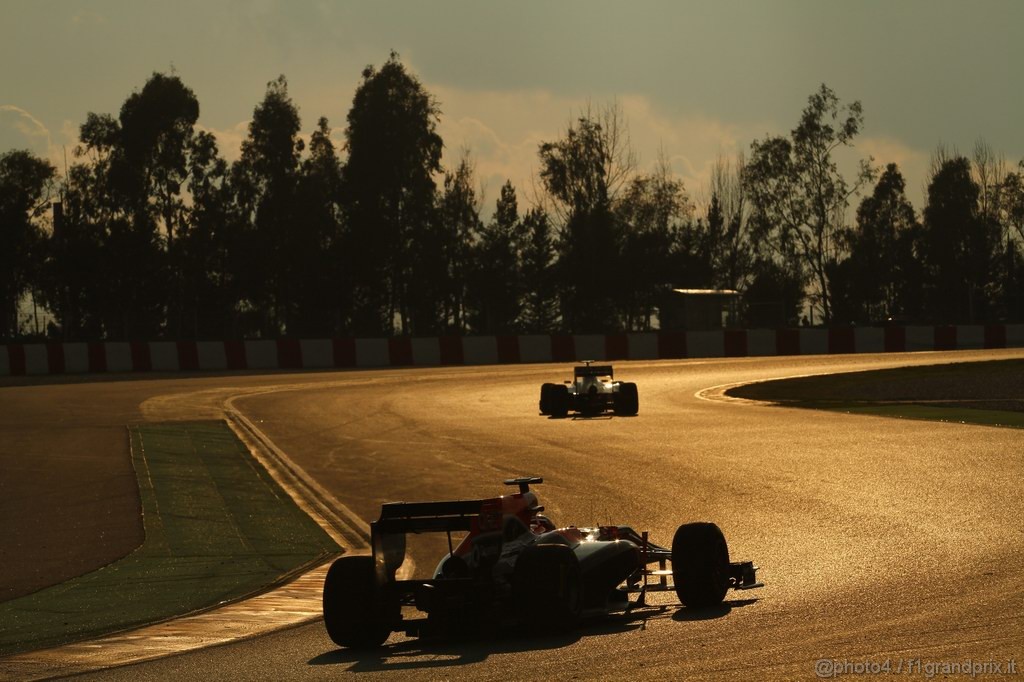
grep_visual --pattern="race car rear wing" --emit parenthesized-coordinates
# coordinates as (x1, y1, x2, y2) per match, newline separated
(374, 499, 483, 534)
(574, 364, 613, 378)
(370, 480, 543, 583)
(371, 500, 484, 582)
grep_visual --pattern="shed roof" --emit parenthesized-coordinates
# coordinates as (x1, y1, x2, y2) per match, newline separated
(671, 288, 740, 296)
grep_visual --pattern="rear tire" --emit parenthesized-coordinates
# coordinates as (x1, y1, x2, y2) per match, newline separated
(323, 555, 394, 648)
(513, 543, 583, 631)
(613, 382, 639, 415)
(539, 383, 559, 415)
(671, 522, 729, 608)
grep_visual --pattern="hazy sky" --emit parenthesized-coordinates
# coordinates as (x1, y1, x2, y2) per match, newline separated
(3, 0, 1022, 211)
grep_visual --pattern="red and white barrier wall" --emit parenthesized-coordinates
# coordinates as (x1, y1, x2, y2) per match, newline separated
(2, 325, 1022, 376)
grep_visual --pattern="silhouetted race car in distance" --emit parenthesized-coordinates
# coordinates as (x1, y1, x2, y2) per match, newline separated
(539, 361, 638, 417)
(323, 477, 762, 648)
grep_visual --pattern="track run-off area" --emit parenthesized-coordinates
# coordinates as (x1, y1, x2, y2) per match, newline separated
(1, 349, 1022, 680)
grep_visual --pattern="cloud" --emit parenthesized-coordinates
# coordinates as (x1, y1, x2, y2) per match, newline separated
(0, 105, 84, 175)
(196, 120, 251, 164)
(857, 135, 932, 206)
(431, 85, 773, 213)
(431, 82, 942, 217)
(432, 86, 570, 207)
(197, 118, 349, 167)
(71, 10, 107, 27)
(616, 94, 770, 203)
(0, 105, 93, 179)
(0, 105, 53, 157)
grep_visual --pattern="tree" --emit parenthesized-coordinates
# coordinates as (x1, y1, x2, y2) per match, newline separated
(838, 163, 920, 322)
(1002, 161, 1024, 320)
(231, 75, 304, 336)
(668, 215, 714, 291)
(58, 107, 168, 340)
(421, 153, 481, 334)
(40, 123, 114, 340)
(686, 160, 755, 299)
(176, 130, 238, 338)
(743, 84, 874, 323)
(342, 52, 443, 335)
(1003, 161, 1024, 244)
(0, 150, 56, 338)
(972, 140, 1006, 231)
(519, 207, 559, 332)
(539, 103, 635, 332)
(743, 256, 806, 328)
(290, 116, 345, 336)
(614, 155, 691, 330)
(971, 142, 1022, 322)
(39, 73, 203, 340)
(115, 72, 200, 249)
(920, 154, 999, 323)
(114, 73, 201, 336)
(468, 180, 526, 334)
(539, 103, 635, 222)
(706, 154, 753, 291)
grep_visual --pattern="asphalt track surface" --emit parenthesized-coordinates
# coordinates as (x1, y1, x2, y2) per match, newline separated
(7, 349, 1024, 680)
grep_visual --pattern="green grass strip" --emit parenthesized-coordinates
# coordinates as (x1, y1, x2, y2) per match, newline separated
(816, 403, 1024, 429)
(727, 358, 1024, 430)
(0, 420, 340, 656)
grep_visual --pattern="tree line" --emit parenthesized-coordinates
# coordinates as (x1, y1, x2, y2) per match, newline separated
(3, 54, 1023, 341)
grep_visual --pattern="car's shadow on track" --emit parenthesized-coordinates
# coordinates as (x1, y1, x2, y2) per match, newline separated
(672, 597, 759, 621)
(541, 413, 638, 420)
(308, 630, 583, 673)
(309, 599, 759, 673)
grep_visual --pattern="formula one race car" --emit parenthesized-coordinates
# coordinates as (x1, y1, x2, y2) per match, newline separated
(539, 361, 638, 417)
(322, 477, 762, 648)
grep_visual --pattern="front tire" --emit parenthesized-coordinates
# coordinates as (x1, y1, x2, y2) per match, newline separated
(513, 543, 583, 631)
(671, 522, 730, 608)
(550, 384, 571, 418)
(323, 555, 394, 648)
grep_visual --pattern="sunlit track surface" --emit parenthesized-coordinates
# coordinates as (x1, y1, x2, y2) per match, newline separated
(11, 350, 1024, 680)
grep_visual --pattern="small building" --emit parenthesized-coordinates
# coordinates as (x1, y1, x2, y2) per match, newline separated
(658, 288, 741, 331)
